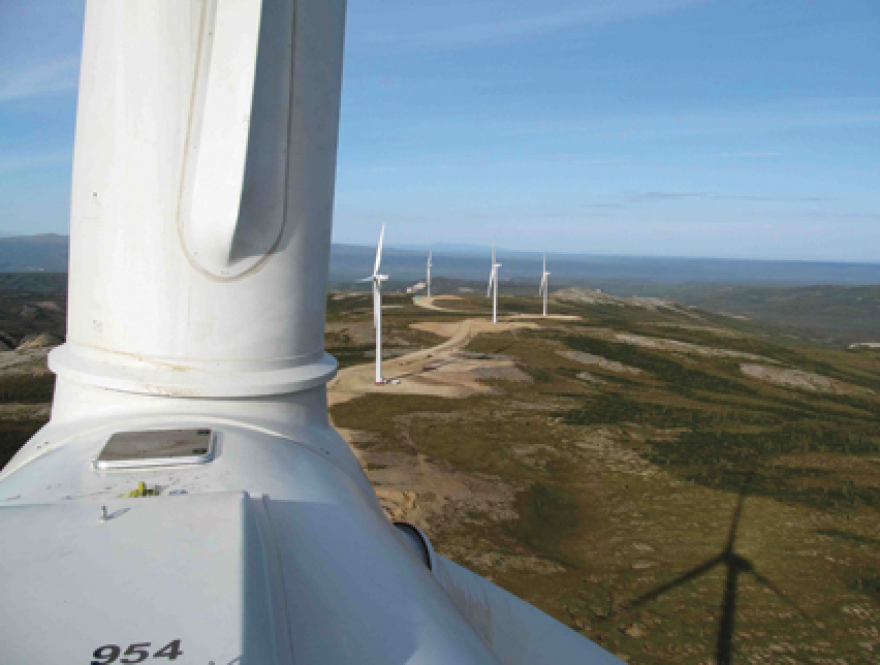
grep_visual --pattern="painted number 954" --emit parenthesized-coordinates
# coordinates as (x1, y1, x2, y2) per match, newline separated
(91, 640, 183, 664)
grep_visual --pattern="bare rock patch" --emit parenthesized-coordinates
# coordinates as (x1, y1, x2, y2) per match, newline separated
(740, 363, 872, 396)
(557, 349, 644, 375)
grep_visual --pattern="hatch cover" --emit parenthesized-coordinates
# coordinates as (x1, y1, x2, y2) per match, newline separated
(95, 429, 216, 470)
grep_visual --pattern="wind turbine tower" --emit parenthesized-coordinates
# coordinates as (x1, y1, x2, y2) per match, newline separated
(426, 250, 433, 298)
(539, 254, 551, 317)
(362, 225, 389, 385)
(487, 243, 502, 324)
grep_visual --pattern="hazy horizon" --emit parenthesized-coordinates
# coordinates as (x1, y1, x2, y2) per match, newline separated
(4, 234, 880, 287)
(3, 232, 880, 267)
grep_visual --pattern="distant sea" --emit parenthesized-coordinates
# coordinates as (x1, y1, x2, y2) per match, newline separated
(330, 244, 880, 291)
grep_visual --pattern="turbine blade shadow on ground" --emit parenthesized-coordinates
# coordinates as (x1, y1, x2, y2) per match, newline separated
(748, 570, 815, 624)
(624, 555, 724, 611)
(600, 478, 813, 664)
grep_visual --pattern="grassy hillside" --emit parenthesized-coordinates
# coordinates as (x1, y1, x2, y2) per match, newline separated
(639, 284, 880, 345)
(330, 292, 880, 664)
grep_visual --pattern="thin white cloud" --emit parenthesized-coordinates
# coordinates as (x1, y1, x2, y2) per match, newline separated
(623, 190, 829, 204)
(0, 150, 72, 175)
(356, 0, 710, 50)
(0, 55, 80, 103)
(718, 151, 783, 158)
(512, 108, 880, 139)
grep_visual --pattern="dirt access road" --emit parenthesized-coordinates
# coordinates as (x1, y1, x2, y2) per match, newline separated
(327, 316, 536, 407)
(327, 294, 582, 406)
(326, 301, 545, 525)
(414, 295, 581, 321)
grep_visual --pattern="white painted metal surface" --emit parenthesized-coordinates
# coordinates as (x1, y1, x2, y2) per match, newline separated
(0, 492, 275, 663)
(56, 0, 342, 400)
(0, 1, 623, 663)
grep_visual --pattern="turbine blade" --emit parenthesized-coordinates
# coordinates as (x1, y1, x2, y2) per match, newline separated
(374, 224, 385, 275)
(543, 253, 546, 272)
(492, 243, 496, 264)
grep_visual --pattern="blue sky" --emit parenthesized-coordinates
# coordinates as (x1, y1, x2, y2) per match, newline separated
(1, 0, 878, 261)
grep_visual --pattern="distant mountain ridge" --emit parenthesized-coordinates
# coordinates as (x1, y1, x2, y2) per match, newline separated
(389, 242, 498, 255)
(2, 234, 879, 287)
(1, 235, 880, 343)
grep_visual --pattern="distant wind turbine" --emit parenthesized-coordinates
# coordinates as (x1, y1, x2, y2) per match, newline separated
(360, 225, 389, 385)
(426, 250, 433, 298)
(539, 254, 550, 317)
(487, 243, 501, 324)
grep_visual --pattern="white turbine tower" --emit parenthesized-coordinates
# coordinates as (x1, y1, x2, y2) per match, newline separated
(361, 225, 389, 385)
(487, 243, 502, 323)
(539, 253, 551, 317)
(426, 250, 433, 298)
